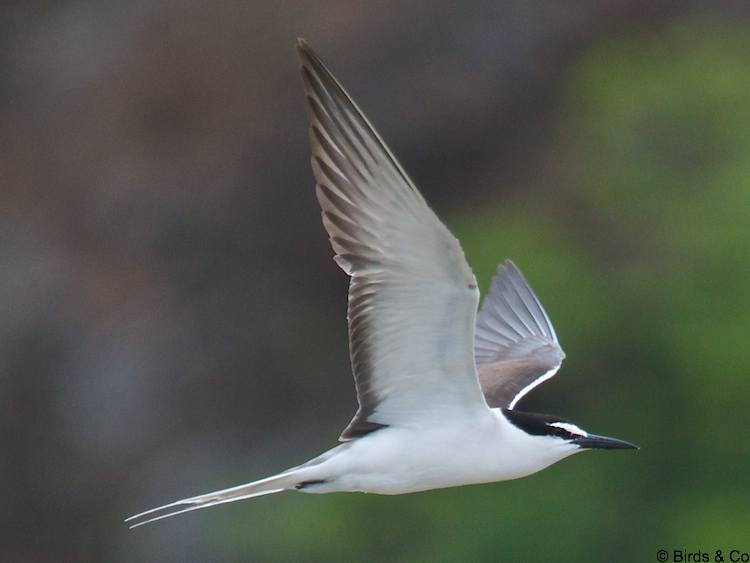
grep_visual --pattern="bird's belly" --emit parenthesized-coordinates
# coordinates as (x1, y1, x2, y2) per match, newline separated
(318, 423, 546, 495)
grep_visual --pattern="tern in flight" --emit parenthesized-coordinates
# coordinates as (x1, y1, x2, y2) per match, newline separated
(127, 39, 636, 529)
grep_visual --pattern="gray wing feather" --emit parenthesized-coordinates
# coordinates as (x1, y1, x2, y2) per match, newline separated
(297, 40, 489, 440)
(475, 261, 565, 408)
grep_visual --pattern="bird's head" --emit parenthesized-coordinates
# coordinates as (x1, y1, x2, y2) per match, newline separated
(502, 408, 638, 451)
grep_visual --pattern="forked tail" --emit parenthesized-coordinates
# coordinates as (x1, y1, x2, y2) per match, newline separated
(125, 469, 302, 528)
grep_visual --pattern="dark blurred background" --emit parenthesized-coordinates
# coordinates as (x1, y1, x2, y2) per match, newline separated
(3, 1, 750, 561)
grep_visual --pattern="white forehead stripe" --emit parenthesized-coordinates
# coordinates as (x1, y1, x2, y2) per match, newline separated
(547, 422, 588, 437)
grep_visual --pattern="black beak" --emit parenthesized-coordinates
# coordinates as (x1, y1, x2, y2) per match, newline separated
(572, 434, 639, 450)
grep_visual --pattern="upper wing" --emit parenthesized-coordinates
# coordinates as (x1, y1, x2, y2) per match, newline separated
(297, 39, 490, 440)
(474, 261, 565, 409)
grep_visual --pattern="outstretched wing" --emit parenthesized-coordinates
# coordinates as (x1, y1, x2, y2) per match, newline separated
(297, 40, 490, 440)
(474, 261, 565, 409)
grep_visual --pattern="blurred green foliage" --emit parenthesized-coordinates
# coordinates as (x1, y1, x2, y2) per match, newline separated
(212, 17, 749, 561)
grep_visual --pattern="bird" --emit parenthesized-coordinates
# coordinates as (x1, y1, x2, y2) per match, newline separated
(126, 39, 637, 529)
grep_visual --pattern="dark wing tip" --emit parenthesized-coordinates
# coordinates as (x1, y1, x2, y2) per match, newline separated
(295, 39, 343, 101)
(296, 38, 323, 69)
(296, 38, 314, 67)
